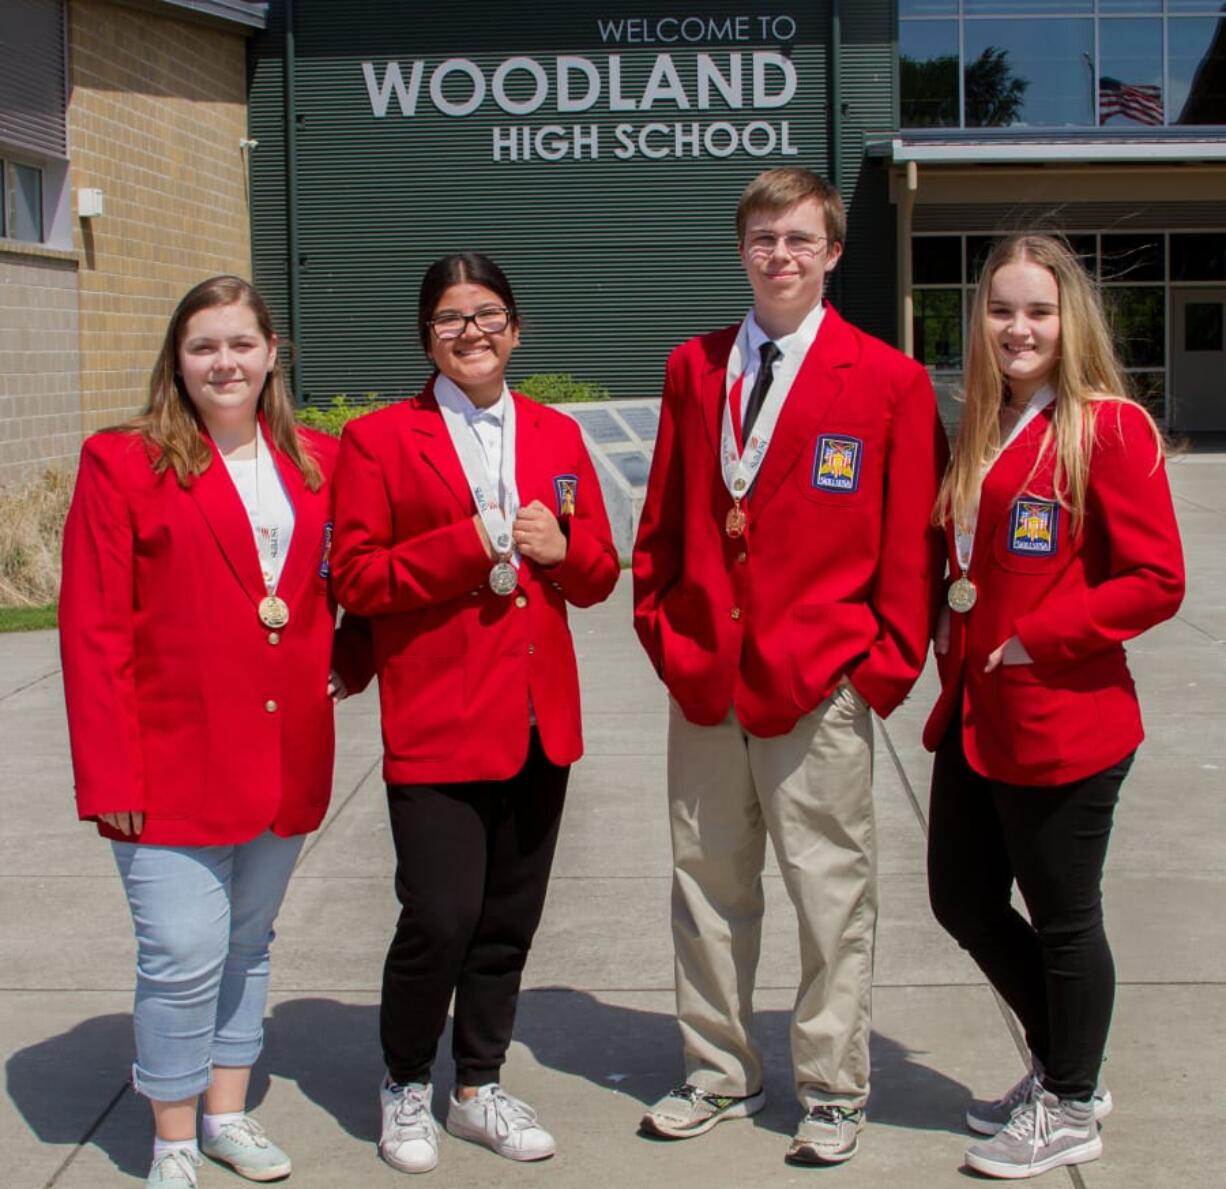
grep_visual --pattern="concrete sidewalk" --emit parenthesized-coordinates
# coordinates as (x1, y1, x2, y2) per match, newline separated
(3, 451, 1224, 1188)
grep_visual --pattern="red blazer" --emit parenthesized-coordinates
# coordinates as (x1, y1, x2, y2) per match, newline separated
(633, 304, 948, 736)
(923, 400, 1185, 785)
(329, 383, 619, 785)
(59, 424, 373, 845)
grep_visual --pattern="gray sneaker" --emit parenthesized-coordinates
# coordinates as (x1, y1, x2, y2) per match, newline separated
(965, 1088, 1101, 1179)
(787, 1105, 864, 1165)
(640, 1083, 766, 1139)
(967, 1069, 1113, 1136)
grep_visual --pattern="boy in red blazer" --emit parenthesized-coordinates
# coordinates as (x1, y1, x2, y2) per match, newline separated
(633, 168, 947, 1164)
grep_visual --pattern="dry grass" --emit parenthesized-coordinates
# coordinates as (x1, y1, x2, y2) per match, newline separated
(0, 468, 74, 607)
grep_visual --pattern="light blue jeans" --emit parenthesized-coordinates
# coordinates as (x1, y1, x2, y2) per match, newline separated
(112, 830, 304, 1101)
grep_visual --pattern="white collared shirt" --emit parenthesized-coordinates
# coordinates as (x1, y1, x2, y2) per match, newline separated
(222, 429, 295, 591)
(434, 374, 512, 508)
(740, 301, 828, 399)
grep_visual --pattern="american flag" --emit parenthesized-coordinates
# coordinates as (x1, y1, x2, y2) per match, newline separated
(1099, 77, 1164, 126)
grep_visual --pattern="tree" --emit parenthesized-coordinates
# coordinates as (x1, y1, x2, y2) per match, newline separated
(965, 46, 1028, 127)
(900, 55, 958, 128)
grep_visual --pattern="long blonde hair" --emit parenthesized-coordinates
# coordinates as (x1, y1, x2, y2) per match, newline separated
(118, 275, 322, 491)
(935, 233, 1158, 533)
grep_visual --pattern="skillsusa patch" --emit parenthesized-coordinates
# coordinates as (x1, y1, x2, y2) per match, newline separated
(318, 521, 333, 578)
(553, 474, 578, 517)
(811, 435, 863, 493)
(1008, 499, 1060, 555)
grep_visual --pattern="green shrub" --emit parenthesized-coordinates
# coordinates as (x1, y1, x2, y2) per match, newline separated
(297, 394, 389, 437)
(516, 374, 611, 404)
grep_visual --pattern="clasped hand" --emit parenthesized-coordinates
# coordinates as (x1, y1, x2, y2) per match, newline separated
(474, 500, 567, 567)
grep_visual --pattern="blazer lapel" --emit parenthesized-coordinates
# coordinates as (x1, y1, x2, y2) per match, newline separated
(187, 435, 267, 608)
(974, 404, 1057, 562)
(512, 392, 544, 506)
(750, 303, 856, 512)
(700, 325, 739, 459)
(413, 379, 478, 514)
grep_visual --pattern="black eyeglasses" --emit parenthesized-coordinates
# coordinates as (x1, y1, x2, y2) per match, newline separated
(428, 307, 512, 340)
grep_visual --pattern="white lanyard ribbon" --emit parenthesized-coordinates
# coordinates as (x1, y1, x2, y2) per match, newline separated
(225, 428, 290, 594)
(435, 377, 520, 564)
(719, 304, 823, 502)
(252, 431, 286, 592)
(955, 385, 1056, 574)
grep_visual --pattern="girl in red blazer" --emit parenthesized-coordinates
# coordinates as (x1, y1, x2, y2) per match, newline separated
(924, 234, 1184, 1180)
(59, 276, 370, 1189)
(329, 253, 618, 1174)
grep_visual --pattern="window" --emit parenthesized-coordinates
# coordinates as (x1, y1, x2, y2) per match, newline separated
(900, 4, 1226, 129)
(1, 159, 46, 243)
(909, 228, 1226, 423)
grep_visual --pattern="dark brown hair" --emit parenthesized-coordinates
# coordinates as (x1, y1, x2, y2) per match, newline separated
(417, 252, 520, 357)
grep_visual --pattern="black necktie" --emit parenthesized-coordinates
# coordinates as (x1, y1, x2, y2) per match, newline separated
(742, 341, 781, 439)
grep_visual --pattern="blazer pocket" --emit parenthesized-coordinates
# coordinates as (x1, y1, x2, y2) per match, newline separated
(994, 496, 1069, 574)
(789, 602, 877, 713)
(793, 429, 877, 507)
(658, 591, 716, 690)
(982, 663, 1100, 771)
(381, 655, 464, 759)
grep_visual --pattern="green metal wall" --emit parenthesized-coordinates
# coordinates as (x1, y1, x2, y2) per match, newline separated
(249, 1, 899, 404)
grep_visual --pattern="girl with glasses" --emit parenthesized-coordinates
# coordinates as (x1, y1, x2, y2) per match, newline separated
(924, 233, 1185, 1179)
(329, 252, 618, 1175)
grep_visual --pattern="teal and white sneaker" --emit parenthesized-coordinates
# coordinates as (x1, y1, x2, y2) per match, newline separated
(201, 1115, 292, 1181)
(640, 1083, 766, 1139)
(965, 1088, 1101, 1179)
(787, 1105, 864, 1164)
(147, 1147, 202, 1187)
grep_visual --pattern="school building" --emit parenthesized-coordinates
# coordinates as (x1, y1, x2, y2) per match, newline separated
(4, 1, 1225, 483)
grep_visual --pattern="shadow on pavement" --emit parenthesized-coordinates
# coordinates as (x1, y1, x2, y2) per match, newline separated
(7, 990, 970, 1175)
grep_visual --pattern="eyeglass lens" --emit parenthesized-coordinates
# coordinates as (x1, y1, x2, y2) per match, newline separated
(431, 309, 510, 339)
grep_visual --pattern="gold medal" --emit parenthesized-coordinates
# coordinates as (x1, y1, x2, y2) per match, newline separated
(258, 595, 290, 629)
(947, 575, 978, 614)
(725, 503, 746, 539)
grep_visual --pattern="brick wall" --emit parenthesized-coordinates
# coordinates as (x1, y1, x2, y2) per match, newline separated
(0, 249, 81, 487)
(69, 0, 254, 433)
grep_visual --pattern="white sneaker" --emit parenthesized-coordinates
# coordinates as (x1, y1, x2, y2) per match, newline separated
(146, 1148, 202, 1188)
(445, 1084, 556, 1162)
(379, 1076, 440, 1174)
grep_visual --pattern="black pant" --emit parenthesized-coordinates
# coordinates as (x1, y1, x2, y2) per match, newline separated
(927, 728, 1132, 1100)
(381, 730, 568, 1087)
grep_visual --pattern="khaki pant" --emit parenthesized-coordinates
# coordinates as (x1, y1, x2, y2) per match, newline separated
(667, 685, 876, 1110)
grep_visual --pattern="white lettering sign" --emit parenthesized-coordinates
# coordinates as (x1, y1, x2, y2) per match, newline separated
(360, 15, 807, 163)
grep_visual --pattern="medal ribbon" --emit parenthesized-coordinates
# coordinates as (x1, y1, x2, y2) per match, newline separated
(719, 303, 825, 504)
(954, 385, 1056, 576)
(250, 430, 288, 594)
(435, 376, 520, 565)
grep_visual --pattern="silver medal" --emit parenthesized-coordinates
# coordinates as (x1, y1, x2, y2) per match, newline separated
(489, 561, 518, 596)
